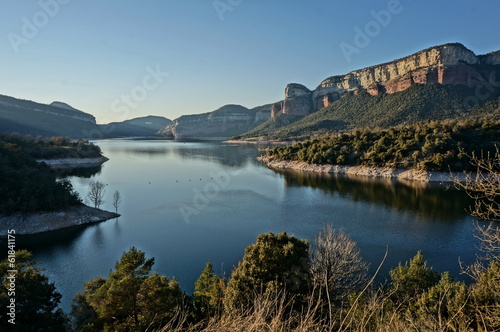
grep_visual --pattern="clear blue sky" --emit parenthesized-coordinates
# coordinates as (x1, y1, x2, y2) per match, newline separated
(0, 0, 498, 123)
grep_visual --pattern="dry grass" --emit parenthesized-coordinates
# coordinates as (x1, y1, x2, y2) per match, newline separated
(156, 287, 483, 332)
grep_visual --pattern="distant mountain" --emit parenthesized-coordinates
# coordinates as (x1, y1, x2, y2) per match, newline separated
(102, 115, 171, 138)
(159, 104, 272, 139)
(0, 94, 170, 139)
(240, 43, 500, 140)
(0, 94, 100, 138)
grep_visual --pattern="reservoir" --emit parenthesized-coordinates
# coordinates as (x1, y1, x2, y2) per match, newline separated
(10, 140, 482, 311)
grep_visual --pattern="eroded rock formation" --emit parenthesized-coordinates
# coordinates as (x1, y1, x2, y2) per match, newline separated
(273, 43, 500, 117)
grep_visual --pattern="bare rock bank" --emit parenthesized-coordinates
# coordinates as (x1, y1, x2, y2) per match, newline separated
(0, 205, 119, 236)
(36, 156, 109, 169)
(258, 155, 466, 183)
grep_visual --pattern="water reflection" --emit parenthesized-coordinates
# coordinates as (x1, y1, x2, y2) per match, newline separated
(172, 142, 267, 168)
(279, 170, 472, 221)
(2, 224, 96, 259)
(55, 165, 102, 178)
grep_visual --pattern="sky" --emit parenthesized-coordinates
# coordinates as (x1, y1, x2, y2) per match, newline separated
(0, 0, 499, 124)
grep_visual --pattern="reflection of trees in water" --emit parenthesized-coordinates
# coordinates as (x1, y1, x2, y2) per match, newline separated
(281, 170, 472, 222)
(55, 165, 102, 179)
(0, 224, 92, 258)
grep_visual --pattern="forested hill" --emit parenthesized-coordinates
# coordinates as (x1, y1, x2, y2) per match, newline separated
(0, 135, 97, 214)
(240, 84, 500, 141)
(266, 118, 500, 172)
(0, 134, 102, 159)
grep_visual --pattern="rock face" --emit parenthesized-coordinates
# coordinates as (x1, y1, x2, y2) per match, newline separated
(479, 50, 500, 65)
(273, 43, 500, 117)
(0, 205, 119, 236)
(159, 104, 272, 139)
(257, 155, 465, 183)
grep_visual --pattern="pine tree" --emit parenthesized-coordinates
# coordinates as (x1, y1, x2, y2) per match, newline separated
(390, 251, 439, 302)
(0, 250, 67, 331)
(224, 232, 310, 315)
(194, 261, 224, 317)
(71, 247, 183, 331)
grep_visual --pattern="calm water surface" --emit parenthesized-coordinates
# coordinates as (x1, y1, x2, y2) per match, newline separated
(10, 140, 482, 311)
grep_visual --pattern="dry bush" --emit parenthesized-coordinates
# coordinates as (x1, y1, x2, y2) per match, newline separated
(454, 146, 500, 223)
(310, 225, 369, 302)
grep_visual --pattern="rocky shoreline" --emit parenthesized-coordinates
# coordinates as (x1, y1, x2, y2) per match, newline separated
(0, 205, 120, 236)
(257, 155, 467, 183)
(224, 140, 292, 145)
(36, 156, 109, 169)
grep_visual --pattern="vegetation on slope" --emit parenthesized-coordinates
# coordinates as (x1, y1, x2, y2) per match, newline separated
(241, 84, 500, 140)
(5, 225, 497, 331)
(266, 118, 500, 171)
(0, 133, 102, 159)
(235, 112, 302, 140)
(0, 134, 99, 214)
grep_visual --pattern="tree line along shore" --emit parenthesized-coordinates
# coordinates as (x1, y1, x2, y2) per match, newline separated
(0, 133, 117, 235)
(259, 117, 500, 181)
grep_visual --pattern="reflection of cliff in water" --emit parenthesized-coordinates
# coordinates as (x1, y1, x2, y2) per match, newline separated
(172, 142, 270, 168)
(104, 140, 269, 168)
(280, 170, 472, 222)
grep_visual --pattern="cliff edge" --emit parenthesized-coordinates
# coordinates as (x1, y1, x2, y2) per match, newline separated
(273, 43, 500, 117)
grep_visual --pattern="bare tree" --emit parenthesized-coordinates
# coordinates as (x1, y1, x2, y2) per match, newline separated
(454, 146, 500, 261)
(86, 181, 106, 209)
(112, 190, 121, 214)
(310, 225, 369, 302)
(455, 146, 500, 222)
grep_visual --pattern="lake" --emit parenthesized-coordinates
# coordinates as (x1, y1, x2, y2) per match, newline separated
(9, 139, 483, 312)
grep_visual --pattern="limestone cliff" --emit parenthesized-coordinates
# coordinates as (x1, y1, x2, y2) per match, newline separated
(272, 43, 500, 117)
(159, 104, 272, 139)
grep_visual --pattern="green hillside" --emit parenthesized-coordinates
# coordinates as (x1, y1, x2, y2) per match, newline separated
(0, 135, 84, 214)
(241, 84, 500, 140)
(235, 112, 301, 139)
(266, 118, 500, 172)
